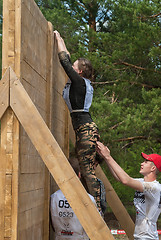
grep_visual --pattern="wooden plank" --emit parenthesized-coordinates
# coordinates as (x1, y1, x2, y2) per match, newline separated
(10, 69, 114, 240)
(2, 0, 9, 74)
(5, 175, 12, 217)
(0, 68, 10, 119)
(22, 0, 47, 33)
(46, 22, 53, 129)
(0, 107, 16, 240)
(15, 0, 22, 78)
(43, 21, 53, 240)
(2, 0, 15, 72)
(20, 154, 44, 174)
(96, 165, 135, 240)
(21, 0, 48, 79)
(18, 205, 44, 234)
(19, 173, 45, 193)
(63, 104, 69, 157)
(11, 113, 19, 240)
(0, 139, 7, 240)
(4, 216, 11, 238)
(19, 189, 45, 213)
(21, 61, 46, 92)
(20, 80, 46, 115)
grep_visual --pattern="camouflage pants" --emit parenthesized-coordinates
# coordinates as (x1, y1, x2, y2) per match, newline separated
(75, 122, 101, 212)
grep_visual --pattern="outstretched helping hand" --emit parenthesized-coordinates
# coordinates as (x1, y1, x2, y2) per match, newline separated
(96, 141, 111, 161)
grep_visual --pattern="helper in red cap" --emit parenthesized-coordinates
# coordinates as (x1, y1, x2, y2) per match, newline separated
(96, 141, 161, 240)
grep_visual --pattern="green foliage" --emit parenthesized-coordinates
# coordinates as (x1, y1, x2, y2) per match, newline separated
(91, 87, 161, 201)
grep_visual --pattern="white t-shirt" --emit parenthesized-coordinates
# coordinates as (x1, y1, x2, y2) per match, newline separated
(133, 178, 161, 240)
(50, 190, 97, 240)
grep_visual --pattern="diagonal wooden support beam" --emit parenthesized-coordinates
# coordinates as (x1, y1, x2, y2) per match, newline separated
(0, 67, 10, 119)
(9, 68, 114, 240)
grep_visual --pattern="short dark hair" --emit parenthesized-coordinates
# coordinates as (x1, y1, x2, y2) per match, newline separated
(77, 58, 93, 79)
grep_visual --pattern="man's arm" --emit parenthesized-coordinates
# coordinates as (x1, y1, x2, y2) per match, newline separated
(96, 141, 143, 192)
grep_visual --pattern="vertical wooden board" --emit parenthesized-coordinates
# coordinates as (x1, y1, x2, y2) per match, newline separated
(19, 190, 45, 213)
(5, 175, 12, 217)
(46, 22, 53, 129)
(2, 0, 9, 74)
(23, 0, 47, 30)
(0, 134, 7, 240)
(18, 210, 32, 240)
(11, 114, 19, 224)
(15, 0, 22, 78)
(20, 154, 44, 174)
(21, 0, 48, 78)
(19, 173, 45, 193)
(43, 21, 54, 240)
(0, 108, 19, 240)
(51, 122, 67, 150)
(2, 0, 15, 69)
(4, 216, 11, 238)
(51, 35, 69, 155)
(18, 207, 44, 240)
(20, 79, 46, 115)
(43, 168, 50, 240)
(4, 0, 15, 71)
(0, 68, 10, 119)
(32, 223, 44, 240)
(64, 104, 69, 157)
(10, 112, 19, 240)
(2, 2, 20, 238)
(4, 179, 12, 238)
(21, 62, 46, 94)
(52, 91, 66, 120)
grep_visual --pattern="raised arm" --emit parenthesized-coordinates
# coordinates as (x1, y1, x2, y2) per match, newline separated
(96, 141, 143, 192)
(53, 31, 84, 86)
(54, 30, 70, 55)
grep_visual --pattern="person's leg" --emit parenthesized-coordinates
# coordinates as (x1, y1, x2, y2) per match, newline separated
(76, 122, 101, 212)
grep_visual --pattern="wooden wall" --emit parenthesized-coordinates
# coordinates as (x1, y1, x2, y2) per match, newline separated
(1, 0, 68, 240)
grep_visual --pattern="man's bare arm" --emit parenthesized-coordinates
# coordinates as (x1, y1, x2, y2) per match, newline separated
(96, 141, 143, 192)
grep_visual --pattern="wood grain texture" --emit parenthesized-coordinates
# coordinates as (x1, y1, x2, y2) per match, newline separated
(0, 68, 10, 119)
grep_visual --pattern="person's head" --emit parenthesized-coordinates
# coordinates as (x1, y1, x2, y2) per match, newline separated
(140, 152, 161, 176)
(68, 156, 81, 179)
(73, 58, 93, 79)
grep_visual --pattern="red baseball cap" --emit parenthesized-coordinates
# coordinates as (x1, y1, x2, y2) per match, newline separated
(141, 152, 161, 172)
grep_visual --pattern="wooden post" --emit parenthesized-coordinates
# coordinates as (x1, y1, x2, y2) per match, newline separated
(1, 0, 20, 239)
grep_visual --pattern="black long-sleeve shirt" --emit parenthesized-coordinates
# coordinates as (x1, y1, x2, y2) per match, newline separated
(58, 51, 93, 130)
